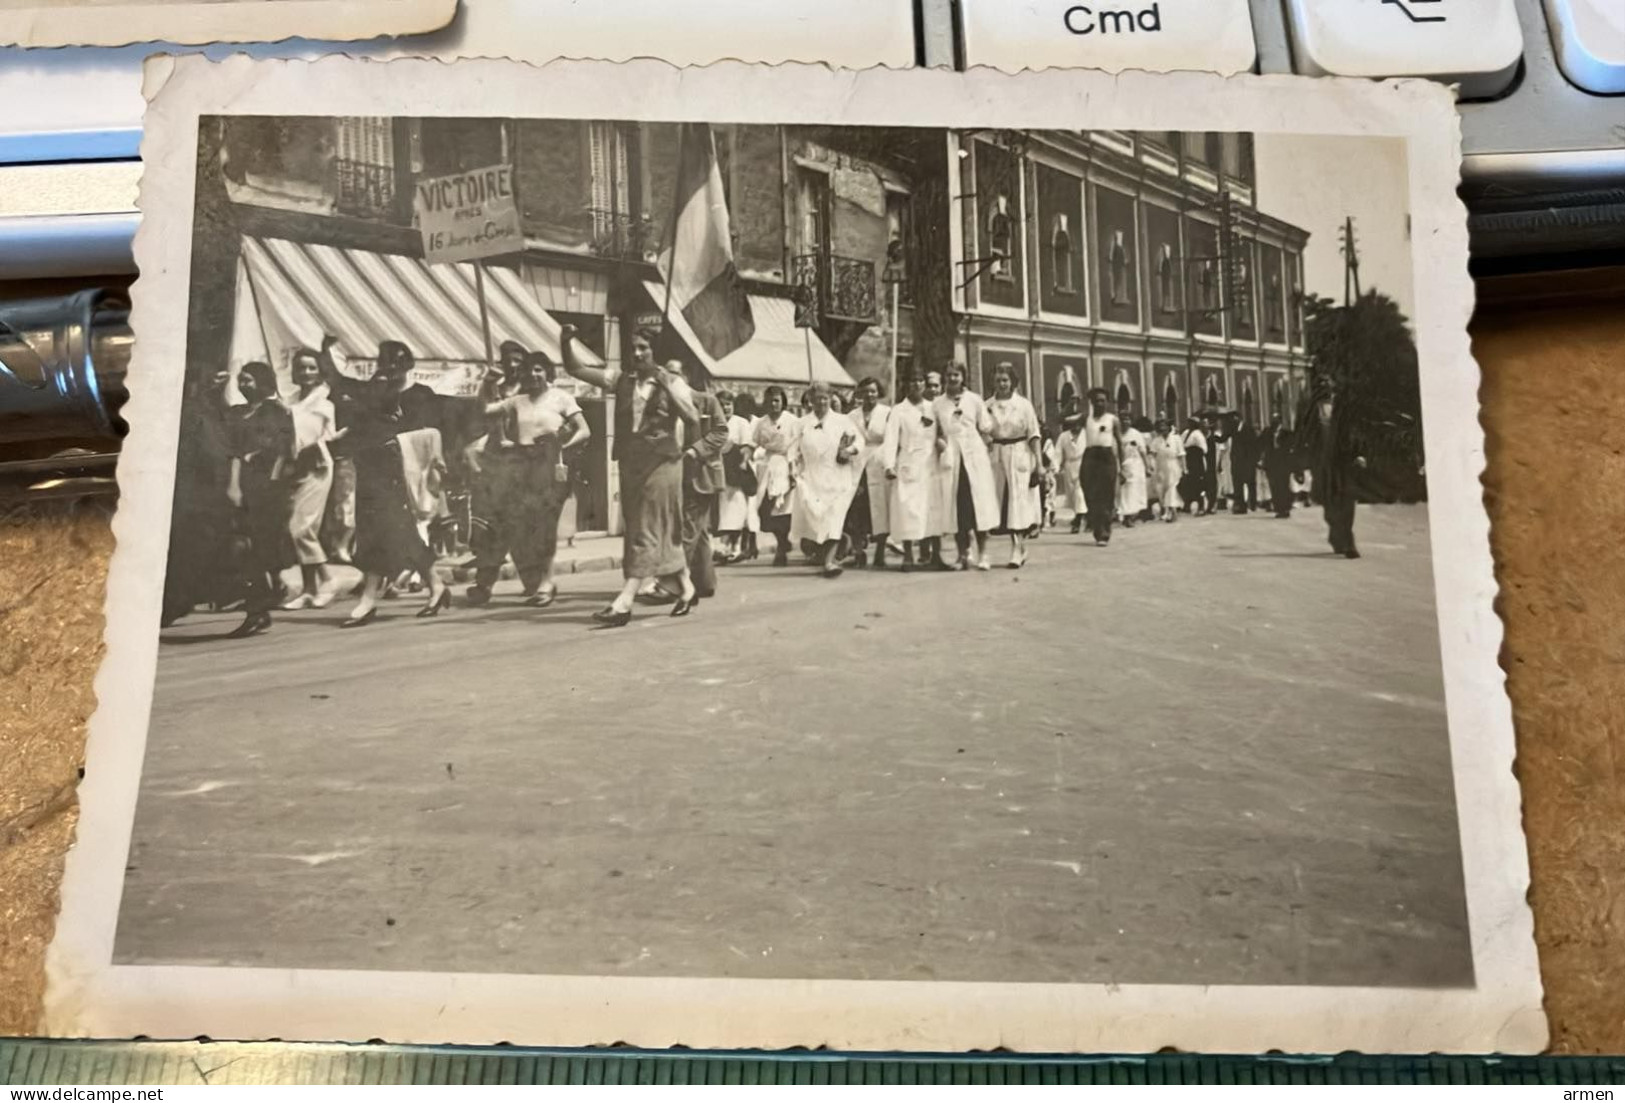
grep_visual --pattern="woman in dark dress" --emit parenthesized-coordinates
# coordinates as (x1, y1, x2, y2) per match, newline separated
(224, 361, 296, 638)
(321, 339, 451, 627)
(559, 323, 698, 627)
(161, 364, 239, 628)
(1180, 415, 1210, 516)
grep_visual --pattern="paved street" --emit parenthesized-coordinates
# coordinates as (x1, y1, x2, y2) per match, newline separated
(116, 504, 1473, 988)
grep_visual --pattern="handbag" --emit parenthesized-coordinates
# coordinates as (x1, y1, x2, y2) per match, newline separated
(724, 446, 759, 496)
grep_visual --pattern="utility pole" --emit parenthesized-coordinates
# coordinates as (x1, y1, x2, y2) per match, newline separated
(1339, 216, 1361, 306)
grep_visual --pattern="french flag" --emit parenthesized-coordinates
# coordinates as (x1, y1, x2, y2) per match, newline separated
(658, 123, 755, 361)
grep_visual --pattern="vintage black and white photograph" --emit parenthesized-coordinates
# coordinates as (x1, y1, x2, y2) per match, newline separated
(49, 57, 1542, 1054)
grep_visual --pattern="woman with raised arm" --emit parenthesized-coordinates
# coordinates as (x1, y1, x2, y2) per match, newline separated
(320, 339, 452, 627)
(560, 324, 699, 626)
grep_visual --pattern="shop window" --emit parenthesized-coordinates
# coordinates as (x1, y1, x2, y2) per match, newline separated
(1051, 214, 1075, 293)
(988, 195, 1014, 281)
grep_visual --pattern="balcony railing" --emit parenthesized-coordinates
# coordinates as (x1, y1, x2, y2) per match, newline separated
(791, 252, 877, 326)
(586, 208, 658, 262)
(333, 158, 397, 221)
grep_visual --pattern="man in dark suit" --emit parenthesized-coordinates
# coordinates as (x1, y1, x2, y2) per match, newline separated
(1229, 410, 1260, 514)
(1258, 413, 1296, 517)
(680, 374, 732, 598)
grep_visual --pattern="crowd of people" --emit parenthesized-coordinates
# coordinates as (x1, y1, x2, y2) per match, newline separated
(160, 328, 1350, 640)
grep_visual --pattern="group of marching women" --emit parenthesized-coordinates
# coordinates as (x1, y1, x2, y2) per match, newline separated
(713, 359, 1047, 576)
(159, 319, 1316, 641)
(161, 334, 596, 637)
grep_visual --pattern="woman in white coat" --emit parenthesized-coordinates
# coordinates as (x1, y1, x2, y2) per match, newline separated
(1117, 415, 1151, 526)
(845, 377, 892, 568)
(791, 383, 862, 577)
(932, 362, 1000, 570)
(882, 371, 946, 571)
(753, 386, 801, 566)
(1053, 412, 1087, 533)
(984, 364, 1043, 568)
(715, 390, 759, 562)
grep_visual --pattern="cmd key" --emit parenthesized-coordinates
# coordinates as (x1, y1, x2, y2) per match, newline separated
(959, 0, 1256, 75)
(1285, 0, 1524, 99)
(1544, 0, 1625, 93)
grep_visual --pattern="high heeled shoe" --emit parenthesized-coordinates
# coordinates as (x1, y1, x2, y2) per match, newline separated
(340, 608, 377, 629)
(523, 583, 558, 608)
(416, 589, 452, 618)
(226, 611, 272, 639)
(670, 595, 697, 617)
(593, 606, 633, 628)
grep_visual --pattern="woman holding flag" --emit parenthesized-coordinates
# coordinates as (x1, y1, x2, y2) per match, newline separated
(561, 325, 698, 626)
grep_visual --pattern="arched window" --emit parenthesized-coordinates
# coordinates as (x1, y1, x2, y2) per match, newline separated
(1056, 366, 1081, 417)
(1163, 378, 1179, 422)
(1203, 377, 1222, 409)
(1108, 230, 1129, 305)
(1157, 243, 1175, 314)
(1051, 214, 1074, 293)
(1198, 260, 1218, 310)
(988, 196, 1013, 281)
(1241, 378, 1256, 421)
(1271, 380, 1287, 420)
(1116, 380, 1134, 417)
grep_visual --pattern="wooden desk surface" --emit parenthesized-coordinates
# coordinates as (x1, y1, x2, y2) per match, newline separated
(3, 272, 1621, 1051)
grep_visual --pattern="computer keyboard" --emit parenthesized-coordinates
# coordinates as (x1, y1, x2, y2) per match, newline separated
(1, 0, 1620, 278)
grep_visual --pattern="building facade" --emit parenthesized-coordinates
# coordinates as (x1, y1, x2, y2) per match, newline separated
(950, 130, 1310, 431)
(191, 119, 1308, 534)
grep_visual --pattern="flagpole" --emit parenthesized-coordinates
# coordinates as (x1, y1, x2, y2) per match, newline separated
(474, 260, 495, 367)
(659, 125, 687, 351)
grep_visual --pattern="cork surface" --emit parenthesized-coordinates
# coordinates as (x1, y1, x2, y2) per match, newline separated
(1, 278, 1620, 1052)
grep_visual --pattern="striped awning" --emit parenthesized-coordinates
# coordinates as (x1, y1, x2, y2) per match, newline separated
(236, 235, 602, 375)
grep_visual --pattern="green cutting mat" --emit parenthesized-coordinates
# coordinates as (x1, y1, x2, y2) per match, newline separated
(3, 1042, 1623, 1085)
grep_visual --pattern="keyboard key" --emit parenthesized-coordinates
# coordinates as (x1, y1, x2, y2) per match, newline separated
(1544, 0, 1625, 93)
(960, 0, 1256, 75)
(1285, 0, 1523, 99)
